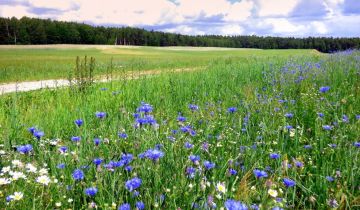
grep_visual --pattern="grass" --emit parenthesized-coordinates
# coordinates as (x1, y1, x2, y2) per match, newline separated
(0, 47, 359, 209)
(0, 45, 318, 83)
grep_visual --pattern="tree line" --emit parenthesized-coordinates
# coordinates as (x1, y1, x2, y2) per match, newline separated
(1, 16, 359, 52)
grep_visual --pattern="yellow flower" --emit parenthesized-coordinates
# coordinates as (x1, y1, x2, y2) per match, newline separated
(11, 192, 24, 201)
(268, 189, 278, 198)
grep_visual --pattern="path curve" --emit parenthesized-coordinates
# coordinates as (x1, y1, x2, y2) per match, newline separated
(0, 67, 203, 95)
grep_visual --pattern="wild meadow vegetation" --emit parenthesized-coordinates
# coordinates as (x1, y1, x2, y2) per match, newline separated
(0, 47, 359, 210)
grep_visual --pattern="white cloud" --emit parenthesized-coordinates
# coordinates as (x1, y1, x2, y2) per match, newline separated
(257, 0, 299, 17)
(0, 5, 34, 18)
(220, 24, 244, 35)
(28, 0, 77, 11)
(224, 0, 254, 21)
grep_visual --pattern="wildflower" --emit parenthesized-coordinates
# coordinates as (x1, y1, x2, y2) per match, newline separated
(228, 107, 237, 113)
(72, 169, 84, 181)
(177, 115, 186, 122)
(342, 115, 349, 123)
(57, 163, 65, 169)
(272, 207, 283, 210)
(71, 136, 81, 142)
(253, 169, 268, 179)
(118, 132, 128, 139)
(93, 158, 103, 166)
(319, 86, 330, 93)
(10, 192, 23, 201)
(204, 161, 215, 170)
(304, 145, 312, 149)
(39, 168, 48, 175)
(328, 199, 339, 208)
(85, 187, 98, 196)
(28, 127, 36, 134)
(189, 155, 200, 164)
(124, 165, 132, 172)
(283, 178, 296, 188)
(36, 175, 51, 185)
(58, 146, 68, 153)
(0, 178, 11, 185)
(33, 130, 44, 140)
(229, 168, 237, 176)
(294, 161, 304, 168)
(12, 160, 23, 167)
(326, 176, 334, 182)
(118, 203, 131, 210)
(136, 201, 145, 210)
(74, 119, 83, 127)
(216, 182, 226, 194)
(224, 199, 248, 210)
(1, 166, 11, 173)
(55, 202, 61, 207)
(354, 142, 360, 148)
(94, 138, 101, 146)
(186, 167, 196, 178)
(17, 144, 33, 154)
(141, 148, 164, 161)
(270, 153, 281, 159)
(125, 177, 142, 192)
(184, 142, 194, 149)
(318, 113, 324, 118)
(95, 111, 106, 119)
(189, 104, 199, 111)
(268, 189, 278, 198)
(137, 102, 153, 113)
(322, 125, 332, 130)
(284, 113, 294, 118)
(10, 171, 26, 180)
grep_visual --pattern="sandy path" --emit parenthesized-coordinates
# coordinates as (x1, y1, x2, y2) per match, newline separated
(0, 67, 203, 95)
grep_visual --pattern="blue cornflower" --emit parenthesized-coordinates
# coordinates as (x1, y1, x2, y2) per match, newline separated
(304, 145, 312, 149)
(95, 111, 106, 119)
(228, 107, 237, 113)
(229, 168, 238, 176)
(322, 125, 332, 130)
(33, 130, 44, 140)
(295, 161, 304, 168)
(253, 169, 268, 179)
(28, 127, 36, 134)
(71, 136, 81, 142)
(354, 142, 360, 148)
(224, 199, 248, 210)
(342, 115, 349, 123)
(356, 115, 360, 120)
(93, 158, 103, 166)
(319, 86, 330, 93)
(284, 113, 294, 118)
(270, 153, 281, 159)
(124, 165, 132, 172)
(72, 169, 84, 181)
(118, 203, 131, 210)
(326, 176, 334, 182)
(141, 148, 164, 161)
(85, 187, 97, 196)
(94, 138, 101, 146)
(189, 155, 200, 164)
(137, 102, 153, 113)
(186, 167, 196, 178)
(285, 125, 293, 130)
(184, 142, 194, 149)
(318, 113, 324, 118)
(189, 104, 199, 111)
(272, 207, 284, 210)
(17, 144, 33, 154)
(125, 177, 142, 191)
(283, 178, 296, 187)
(74, 119, 83, 127)
(118, 132, 128, 139)
(58, 146, 68, 153)
(136, 201, 145, 210)
(57, 163, 65, 169)
(203, 160, 215, 170)
(177, 115, 186, 122)
(120, 153, 133, 165)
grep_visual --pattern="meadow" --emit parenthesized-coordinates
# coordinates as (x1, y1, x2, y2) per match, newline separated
(0, 46, 359, 210)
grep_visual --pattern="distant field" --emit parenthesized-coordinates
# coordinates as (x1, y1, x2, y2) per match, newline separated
(0, 45, 320, 83)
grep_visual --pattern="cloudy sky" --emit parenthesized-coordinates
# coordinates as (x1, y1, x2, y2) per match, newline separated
(0, 0, 359, 37)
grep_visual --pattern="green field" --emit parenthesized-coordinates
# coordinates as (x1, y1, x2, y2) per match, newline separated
(0, 47, 359, 209)
(0, 45, 318, 83)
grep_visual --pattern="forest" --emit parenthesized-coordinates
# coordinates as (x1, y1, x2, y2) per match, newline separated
(0, 16, 359, 52)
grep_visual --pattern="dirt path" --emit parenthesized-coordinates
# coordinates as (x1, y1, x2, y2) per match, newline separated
(0, 67, 203, 95)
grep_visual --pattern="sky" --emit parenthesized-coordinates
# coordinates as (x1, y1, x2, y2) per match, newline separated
(0, 0, 359, 37)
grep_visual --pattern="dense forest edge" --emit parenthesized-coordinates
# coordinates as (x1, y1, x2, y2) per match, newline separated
(1, 16, 359, 52)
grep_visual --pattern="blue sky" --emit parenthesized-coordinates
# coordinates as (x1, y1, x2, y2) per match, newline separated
(0, 0, 359, 37)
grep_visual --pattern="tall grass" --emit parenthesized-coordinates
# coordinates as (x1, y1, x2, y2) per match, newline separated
(0, 51, 359, 209)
